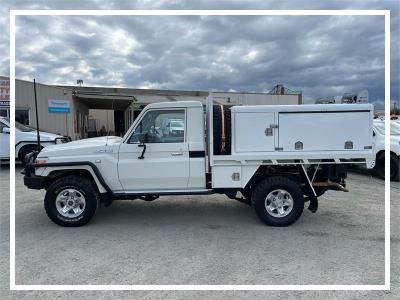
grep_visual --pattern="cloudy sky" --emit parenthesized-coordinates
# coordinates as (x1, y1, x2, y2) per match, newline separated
(1, 0, 399, 107)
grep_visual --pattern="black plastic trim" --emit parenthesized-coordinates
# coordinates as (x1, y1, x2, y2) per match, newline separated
(189, 151, 206, 158)
(23, 175, 46, 189)
(29, 161, 114, 195)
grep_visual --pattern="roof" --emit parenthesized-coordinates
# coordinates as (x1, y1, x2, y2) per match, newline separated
(145, 101, 203, 109)
(232, 104, 373, 113)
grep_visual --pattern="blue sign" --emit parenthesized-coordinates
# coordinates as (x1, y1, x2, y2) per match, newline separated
(48, 99, 70, 114)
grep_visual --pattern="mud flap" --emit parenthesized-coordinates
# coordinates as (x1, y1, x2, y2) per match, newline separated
(101, 194, 113, 207)
(307, 195, 318, 213)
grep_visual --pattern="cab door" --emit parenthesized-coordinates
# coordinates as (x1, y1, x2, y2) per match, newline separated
(0, 120, 10, 159)
(118, 108, 189, 191)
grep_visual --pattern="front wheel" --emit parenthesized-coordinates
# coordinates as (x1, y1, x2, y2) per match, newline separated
(251, 176, 304, 226)
(44, 175, 99, 227)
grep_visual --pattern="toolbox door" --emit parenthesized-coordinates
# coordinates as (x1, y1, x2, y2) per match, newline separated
(278, 111, 371, 152)
(234, 112, 276, 153)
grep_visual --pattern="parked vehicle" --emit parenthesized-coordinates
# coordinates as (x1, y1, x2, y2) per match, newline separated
(23, 96, 375, 227)
(372, 120, 400, 181)
(0, 117, 70, 164)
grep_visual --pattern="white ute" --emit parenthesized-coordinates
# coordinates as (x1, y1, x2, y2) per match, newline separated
(0, 117, 70, 164)
(372, 120, 400, 180)
(23, 95, 375, 227)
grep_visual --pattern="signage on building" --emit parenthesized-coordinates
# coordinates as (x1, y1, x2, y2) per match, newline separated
(0, 79, 10, 107)
(48, 99, 70, 113)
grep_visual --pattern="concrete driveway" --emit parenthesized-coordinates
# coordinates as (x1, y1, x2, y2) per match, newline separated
(0, 165, 399, 299)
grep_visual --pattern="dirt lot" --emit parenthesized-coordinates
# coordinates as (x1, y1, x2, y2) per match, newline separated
(0, 165, 399, 299)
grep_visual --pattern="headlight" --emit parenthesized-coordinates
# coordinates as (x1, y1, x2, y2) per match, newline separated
(55, 137, 69, 144)
(35, 157, 48, 165)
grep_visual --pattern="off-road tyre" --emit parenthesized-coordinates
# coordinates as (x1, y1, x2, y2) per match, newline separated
(390, 153, 399, 181)
(251, 176, 304, 226)
(374, 152, 400, 181)
(374, 152, 385, 179)
(44, 175, 99, 227)
(18, 145, 38, 166)
(213, 105, 231, 155)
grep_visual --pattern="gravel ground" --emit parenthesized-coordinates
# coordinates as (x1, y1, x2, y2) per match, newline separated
(0, 165, 399, 299)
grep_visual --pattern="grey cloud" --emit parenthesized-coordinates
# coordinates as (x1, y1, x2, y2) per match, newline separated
(0, 0, 399, 106)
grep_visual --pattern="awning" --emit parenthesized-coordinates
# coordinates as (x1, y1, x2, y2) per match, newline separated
(73, 93, 134, 110)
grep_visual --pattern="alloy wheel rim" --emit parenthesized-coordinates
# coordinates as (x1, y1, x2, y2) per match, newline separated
(55, 188, 86, 218)
(264, 189, 293, 218)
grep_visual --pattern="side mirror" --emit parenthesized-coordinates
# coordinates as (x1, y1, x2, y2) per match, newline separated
(2, 127, 10, 134)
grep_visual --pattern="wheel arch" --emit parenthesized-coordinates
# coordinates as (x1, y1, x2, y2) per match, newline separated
(376, 149, 398, 160)
(16, 143, 42, 159)
(244, 165, 302, 191)
(42, 165, 108, 193)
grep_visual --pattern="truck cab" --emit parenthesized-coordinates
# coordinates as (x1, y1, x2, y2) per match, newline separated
(118, 101, 206, 191)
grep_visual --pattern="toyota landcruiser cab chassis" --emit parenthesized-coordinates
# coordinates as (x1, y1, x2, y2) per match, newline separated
(23, 94, 375, 227)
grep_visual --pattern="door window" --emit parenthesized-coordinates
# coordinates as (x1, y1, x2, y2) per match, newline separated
(129, 109, 185, 143)
(0, 108, 9, 118)
(0, 120, 8, 132)
(15, 109, 30, 125)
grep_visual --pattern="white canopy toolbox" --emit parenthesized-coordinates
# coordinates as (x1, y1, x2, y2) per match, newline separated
(231, 104, 373, 153)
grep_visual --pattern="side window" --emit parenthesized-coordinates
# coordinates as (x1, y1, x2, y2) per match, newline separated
(129, 109, 185, 143)
(0, 121, 8, 133)
(15, 109, 30, 125)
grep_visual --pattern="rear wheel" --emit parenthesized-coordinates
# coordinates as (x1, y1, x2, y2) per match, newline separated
(251, 176, 304, 226)
(374, 152, 400, 181)
(44, 175, 99, 227)
(391, 153, 399, 181)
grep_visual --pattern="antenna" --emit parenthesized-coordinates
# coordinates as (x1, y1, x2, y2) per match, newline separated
(106, 98, 115, 146)
(33, 79, 41, 152)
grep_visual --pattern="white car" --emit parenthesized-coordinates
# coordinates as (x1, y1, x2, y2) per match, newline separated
(372, 120, 400, 181)
(0, 117, 70, 164)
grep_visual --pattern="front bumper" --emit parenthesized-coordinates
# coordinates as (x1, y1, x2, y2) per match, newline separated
(23, 151, 47, 190)
(24, 175, 47, 190)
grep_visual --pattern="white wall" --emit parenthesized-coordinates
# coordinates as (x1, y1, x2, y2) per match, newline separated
(16, 79, 77, 139)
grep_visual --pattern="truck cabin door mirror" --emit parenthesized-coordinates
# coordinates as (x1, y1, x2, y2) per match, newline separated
(1, 127, 10, 134)
(137, 133, 148, 160)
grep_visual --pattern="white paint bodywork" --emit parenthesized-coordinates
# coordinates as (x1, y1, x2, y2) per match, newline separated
(34, 99, 375, 193)
(0, 116, 64, 159)
(38, 136, 122, 192)
(372, 120, 400, 157)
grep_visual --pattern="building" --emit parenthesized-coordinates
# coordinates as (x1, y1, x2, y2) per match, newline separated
(2, 76, 302, 140)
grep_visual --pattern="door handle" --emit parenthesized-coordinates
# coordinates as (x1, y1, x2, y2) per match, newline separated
(171, 152, 183, 156)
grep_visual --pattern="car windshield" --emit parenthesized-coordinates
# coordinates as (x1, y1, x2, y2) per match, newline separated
(374, 122, 400, 136)
(1, 118, 35, 132)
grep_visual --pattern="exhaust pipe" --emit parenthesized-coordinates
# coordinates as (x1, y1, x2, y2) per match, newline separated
(312, 181, 349, 192)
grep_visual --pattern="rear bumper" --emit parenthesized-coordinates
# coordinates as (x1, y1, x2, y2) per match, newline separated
(24, 174, 46, 190)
